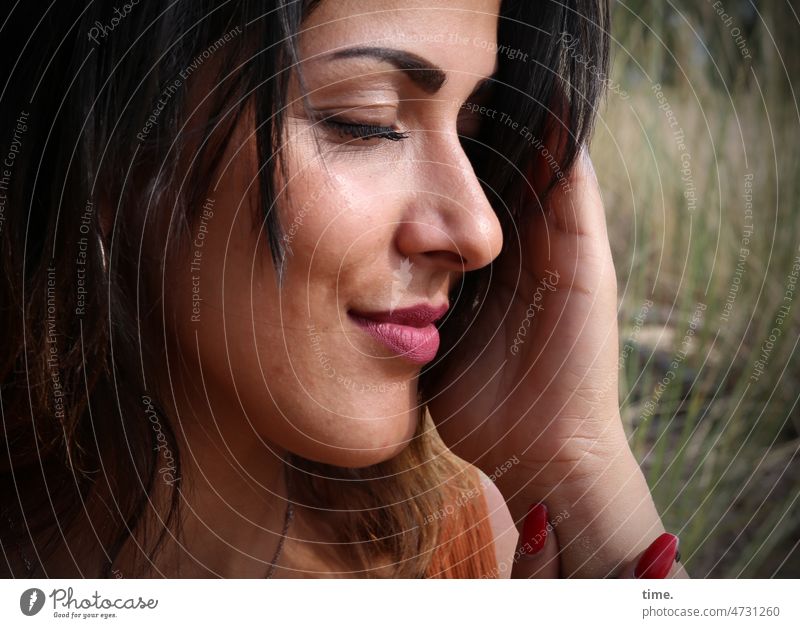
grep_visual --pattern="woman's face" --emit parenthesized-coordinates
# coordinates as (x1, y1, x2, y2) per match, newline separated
(166, 0, 503, 467)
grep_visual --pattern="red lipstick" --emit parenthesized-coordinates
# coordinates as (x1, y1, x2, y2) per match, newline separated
(348, 303, 448, 364)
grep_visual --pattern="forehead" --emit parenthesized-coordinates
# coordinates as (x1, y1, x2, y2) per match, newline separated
(298, 0, 500, 77)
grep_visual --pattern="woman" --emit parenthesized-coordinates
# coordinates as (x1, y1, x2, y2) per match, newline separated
(0, 0, 687, 578)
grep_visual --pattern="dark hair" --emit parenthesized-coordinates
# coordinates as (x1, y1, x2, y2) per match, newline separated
(0, 0, 609, 577)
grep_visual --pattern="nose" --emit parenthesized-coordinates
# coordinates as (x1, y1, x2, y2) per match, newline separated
(393, 136, 503, 273)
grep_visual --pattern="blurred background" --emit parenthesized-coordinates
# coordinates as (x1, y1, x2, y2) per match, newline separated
(591, 0, 799, 576)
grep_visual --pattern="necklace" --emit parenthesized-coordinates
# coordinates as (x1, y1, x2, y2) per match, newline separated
(263, 463, 294, 579)
(6, 462, 295, 578)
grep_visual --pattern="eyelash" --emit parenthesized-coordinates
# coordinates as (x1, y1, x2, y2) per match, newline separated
(324, 119, 409, 142)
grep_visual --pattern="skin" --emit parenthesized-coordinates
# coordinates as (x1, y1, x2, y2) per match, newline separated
(165, 0, 501, 470)
(436, 151, 689, 578)
(149, 0, 688, 578)
(154, 0, 503, 577)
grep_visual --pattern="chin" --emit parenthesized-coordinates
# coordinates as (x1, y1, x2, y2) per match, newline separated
(283, 407, 419, 469)
(313, 443, 411, 469)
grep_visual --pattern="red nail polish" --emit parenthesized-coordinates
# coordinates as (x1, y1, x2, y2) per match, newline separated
(635, 533, 679, 578)
(519, 502, 548, 556)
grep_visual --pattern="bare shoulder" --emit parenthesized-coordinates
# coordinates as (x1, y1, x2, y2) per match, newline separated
(475, 468, 519, 578)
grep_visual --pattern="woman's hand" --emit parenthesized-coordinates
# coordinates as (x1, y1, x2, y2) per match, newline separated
(427, 139, 676, 577)
(508, 510, 687, 579)
(428, 146, 625, 499)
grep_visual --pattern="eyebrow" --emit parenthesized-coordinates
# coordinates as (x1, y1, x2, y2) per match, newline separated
(324, 46, 448, 94)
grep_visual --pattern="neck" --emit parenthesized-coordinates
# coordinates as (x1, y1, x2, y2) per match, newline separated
(139, 366, 292, 577)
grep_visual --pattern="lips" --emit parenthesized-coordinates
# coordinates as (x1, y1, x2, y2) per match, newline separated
(348, 303, 448, 364)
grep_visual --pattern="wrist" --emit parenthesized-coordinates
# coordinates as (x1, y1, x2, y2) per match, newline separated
(498, 441, 667, 577)
(493, 421, 632, 507)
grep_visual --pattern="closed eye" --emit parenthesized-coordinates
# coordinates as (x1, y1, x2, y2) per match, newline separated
(324, 119, 409, 142)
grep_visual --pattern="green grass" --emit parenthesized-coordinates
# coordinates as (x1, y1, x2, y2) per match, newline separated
(593, 0, 800, 577)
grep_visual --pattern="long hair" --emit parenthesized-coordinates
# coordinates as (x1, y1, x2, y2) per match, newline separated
(0, 0, 609, 577)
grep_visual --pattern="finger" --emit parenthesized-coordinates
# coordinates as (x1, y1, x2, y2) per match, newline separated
(617, 533, 688, 579)
(523, 89, 604, 235)
(510, 502, 561, 578)
(527, 149, 616, 301)
(546, 148, 609, 240)
(524, 93, 605, 243)
(529, 148, 610, 262)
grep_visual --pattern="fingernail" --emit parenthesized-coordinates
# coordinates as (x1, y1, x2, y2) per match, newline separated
(519, 502, 548, 557)
(634, 533, 679, 578)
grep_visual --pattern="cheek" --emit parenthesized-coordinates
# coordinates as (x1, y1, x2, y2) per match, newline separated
(281, 166, 397, 313)
(164, 167, 418, 468)
(285, 165, 385, 250)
